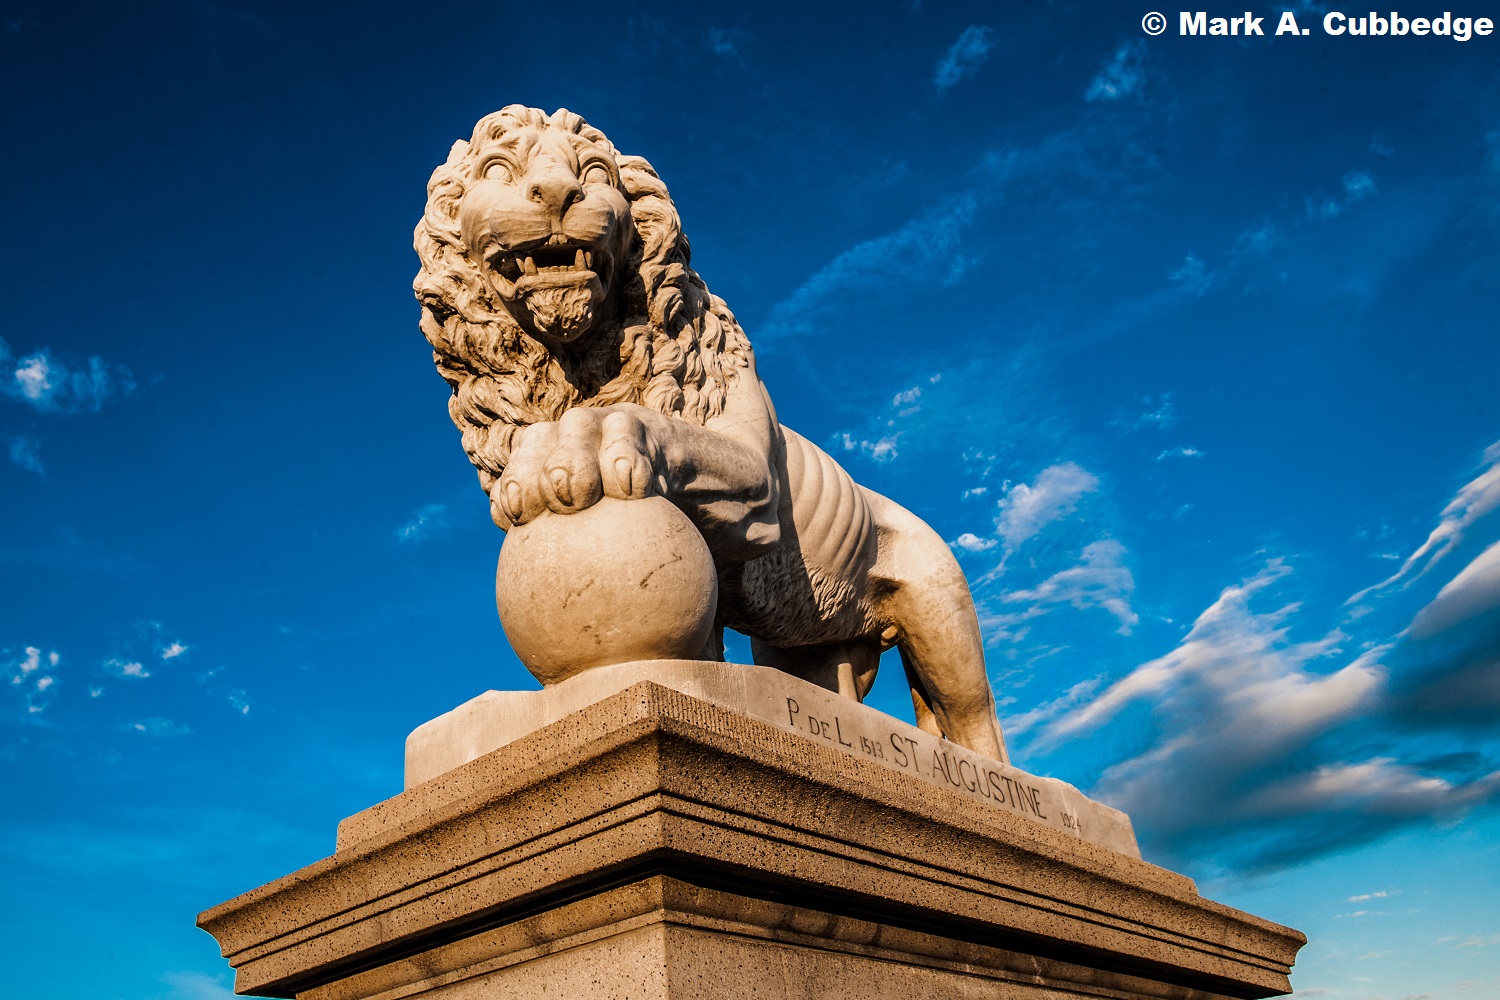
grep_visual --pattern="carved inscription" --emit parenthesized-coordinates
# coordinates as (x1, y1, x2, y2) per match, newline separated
(783, 697, 1067, 828)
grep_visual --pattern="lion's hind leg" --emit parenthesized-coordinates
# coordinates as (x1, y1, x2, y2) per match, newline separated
(865, 490, 1009, 763)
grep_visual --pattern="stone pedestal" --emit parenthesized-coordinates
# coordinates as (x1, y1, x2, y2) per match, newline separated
(198, 664, 1305, 999)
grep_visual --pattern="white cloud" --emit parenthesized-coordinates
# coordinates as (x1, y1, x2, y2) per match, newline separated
(394, 503, 449, 543)
(1348, 889, 1397, 902)
(1002, 538, 1138, 634)
(837, 432, 899, 463)
(1409, 538, 1500, 638)
(226, 690, 251, 716)
(7, 646, 60, 715)
(952, 532, 997, 552)
(106, 658, 151, 679)
(8, 435, 44, 474)
(995, 462, 1099, 553)
(0, 339, 136, 415)
(1156, 446, 1203, 461)
(1085, 41, 1145, 102)
(1348, 440, 1500, 604)
(160, 641, 189, 660)
(933, 25, 993, 93)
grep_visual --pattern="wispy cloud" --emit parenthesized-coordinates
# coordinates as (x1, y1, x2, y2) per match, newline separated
(394, 503, 449, 543)
(1169, 253, 1213, 294)
(1002, 538, 1138, 634)
(0, 338, 136, 415)
(1115, 392, 1176, 431)
(933, 25, 993, 93)
(1307, 168, 1378, 220)
(762, 195, 979, 341)
(127, 717, 191, 737)
(996, 462, 1098, 553)
(1348, 440, 1500, 604)
(1349, 889, 1398, 902)
(1085, 41, 1145, 102)
(1156, 445, 1203, 461)
(7, 435, 44, 474)
(705, 27, 749, 60)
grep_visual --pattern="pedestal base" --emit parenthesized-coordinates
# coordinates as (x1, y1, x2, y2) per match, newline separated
(198, 677, 1304, 999)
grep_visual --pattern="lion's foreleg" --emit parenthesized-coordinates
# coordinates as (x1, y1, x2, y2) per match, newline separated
(492, 402, 783, 561)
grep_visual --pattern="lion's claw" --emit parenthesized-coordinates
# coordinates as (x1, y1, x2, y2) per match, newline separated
(550, 468, 574, 507)
(613, 457, 634, 496)
(501, 482, 524, 523)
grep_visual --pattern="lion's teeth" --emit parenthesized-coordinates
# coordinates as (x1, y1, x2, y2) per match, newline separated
(585, 251, 593, 269)
(523, 257, 536, 276)
(574, 249, 585, 269)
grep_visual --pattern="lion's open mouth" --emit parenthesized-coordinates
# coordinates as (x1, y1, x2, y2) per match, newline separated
(489, 243, 610, 290)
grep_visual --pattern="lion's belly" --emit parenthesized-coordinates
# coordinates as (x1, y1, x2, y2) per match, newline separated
(716, 429, 881, 647)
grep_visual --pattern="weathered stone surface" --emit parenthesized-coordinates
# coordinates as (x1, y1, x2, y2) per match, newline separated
(494, 501, 720, 681)
(404, 659, 1139, 856)
(199, 683, 1304, 999)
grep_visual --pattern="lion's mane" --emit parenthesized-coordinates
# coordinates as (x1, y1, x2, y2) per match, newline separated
(413, 106, 754, 492)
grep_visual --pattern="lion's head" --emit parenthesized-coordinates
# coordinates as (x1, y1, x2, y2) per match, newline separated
(414, 106, 753, 498)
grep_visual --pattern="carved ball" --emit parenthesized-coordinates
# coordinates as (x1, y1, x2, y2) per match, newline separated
(495, 496, 718, 685)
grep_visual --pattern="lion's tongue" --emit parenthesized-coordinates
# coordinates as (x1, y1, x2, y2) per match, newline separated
(522, 283, 597, 342)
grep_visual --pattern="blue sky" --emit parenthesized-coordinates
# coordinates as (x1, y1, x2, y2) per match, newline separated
(3, 2, 1498, 997)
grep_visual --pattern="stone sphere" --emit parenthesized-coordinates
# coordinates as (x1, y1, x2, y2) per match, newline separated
(495, 496, 718, 685)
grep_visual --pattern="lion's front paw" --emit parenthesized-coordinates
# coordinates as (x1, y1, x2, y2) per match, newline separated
(493, 407, 664, 525)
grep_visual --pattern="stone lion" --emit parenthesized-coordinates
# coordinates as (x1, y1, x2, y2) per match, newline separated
(414, 106, 1007, 760)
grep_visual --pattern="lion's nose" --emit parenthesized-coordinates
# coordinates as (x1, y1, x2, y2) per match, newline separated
(527, 166, 583, 217)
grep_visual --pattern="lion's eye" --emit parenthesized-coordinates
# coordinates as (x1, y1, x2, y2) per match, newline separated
(483, 161, 514, 183)
(581, 164, 612, 187)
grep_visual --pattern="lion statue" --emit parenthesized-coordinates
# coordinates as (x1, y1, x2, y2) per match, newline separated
(414, 106, 1007, 760)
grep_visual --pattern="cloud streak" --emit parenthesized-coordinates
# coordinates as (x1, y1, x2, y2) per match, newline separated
(1348, 440, 1500, 605)
(1032, 551, 1500, 871)
(933, 25, 993, 93)
(1002, 538, 1138, 634)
